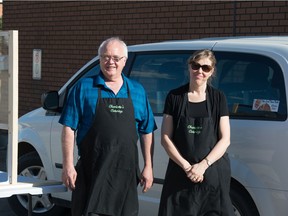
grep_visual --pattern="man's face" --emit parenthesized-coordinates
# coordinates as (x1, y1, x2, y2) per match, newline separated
(99, 41, 127, 81)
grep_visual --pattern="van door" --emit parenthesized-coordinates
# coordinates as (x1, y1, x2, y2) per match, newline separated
(213, 51, 288, 215)
(128, 52, 192, 215)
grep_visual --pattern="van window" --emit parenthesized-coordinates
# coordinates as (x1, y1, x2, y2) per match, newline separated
(214, 52, 286, 121)
(129, 51, 286, 120)
(129, 53, 190, 114)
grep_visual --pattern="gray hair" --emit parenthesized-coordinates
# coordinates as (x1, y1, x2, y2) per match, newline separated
(98, 37, 128, 58)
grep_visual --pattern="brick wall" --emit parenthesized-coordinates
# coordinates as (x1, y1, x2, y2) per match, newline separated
(2, 1, 288, 116)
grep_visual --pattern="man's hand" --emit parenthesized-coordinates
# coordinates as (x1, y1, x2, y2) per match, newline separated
(140, 166, 153, 193)
(61, 126, 77, 191)
(62, 165, 77, 191)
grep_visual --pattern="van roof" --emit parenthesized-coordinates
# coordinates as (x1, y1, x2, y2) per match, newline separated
(128, 36, 288, 52)
(191, 36, 288, 43)
(133, 36, 288, 45)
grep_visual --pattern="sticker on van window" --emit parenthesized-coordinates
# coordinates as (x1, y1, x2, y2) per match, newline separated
(252, 99, 280, 112)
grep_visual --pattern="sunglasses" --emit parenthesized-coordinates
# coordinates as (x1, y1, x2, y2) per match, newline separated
(190, 62, 213, 73)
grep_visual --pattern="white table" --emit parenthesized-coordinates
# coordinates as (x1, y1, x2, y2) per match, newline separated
(0, 171, 67, 216)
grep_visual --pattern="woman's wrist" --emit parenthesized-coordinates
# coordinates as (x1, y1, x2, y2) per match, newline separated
(183, 163, 192, 172)
(204, 158, 212, 167)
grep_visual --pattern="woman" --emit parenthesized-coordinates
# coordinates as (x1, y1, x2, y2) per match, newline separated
(158, 50, 234, 216)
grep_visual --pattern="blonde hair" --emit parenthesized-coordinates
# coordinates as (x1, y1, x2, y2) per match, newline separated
(188, 49, 216, 67)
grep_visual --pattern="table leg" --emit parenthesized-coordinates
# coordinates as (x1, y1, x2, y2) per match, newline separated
(28, 194, 32, 216)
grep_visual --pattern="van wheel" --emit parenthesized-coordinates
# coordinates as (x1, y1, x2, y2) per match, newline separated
(8, 151, 68, 216)
(230, 186, 260, 216)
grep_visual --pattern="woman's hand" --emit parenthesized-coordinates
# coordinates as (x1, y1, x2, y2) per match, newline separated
(184, 162, 207, 183)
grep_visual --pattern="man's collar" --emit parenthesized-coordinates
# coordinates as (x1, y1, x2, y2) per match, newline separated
(94, 71, 127, 88)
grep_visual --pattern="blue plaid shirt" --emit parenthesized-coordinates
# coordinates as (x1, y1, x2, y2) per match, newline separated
(59, 72, 157, 149)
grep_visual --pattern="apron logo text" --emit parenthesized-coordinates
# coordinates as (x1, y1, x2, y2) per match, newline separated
(187, 125, 202, 135)
(108, 104, 124, 114)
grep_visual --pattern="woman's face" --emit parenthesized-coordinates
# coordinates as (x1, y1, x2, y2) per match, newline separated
(189, 57, 214, 86)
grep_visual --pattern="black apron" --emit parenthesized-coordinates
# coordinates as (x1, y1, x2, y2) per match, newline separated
(71, 86, 140, 216)
(158, 92, 234, 216)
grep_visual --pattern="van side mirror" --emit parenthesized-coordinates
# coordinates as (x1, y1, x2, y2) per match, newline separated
(41, 91, 59, 111)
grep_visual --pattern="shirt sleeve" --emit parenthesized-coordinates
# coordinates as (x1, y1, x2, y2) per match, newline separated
(163, 91, 174, 116)
(138, 94, 157, 134)
(163, 87, 185, 119)
(59, 82, 83, 130)
(219, 91, 229, 117)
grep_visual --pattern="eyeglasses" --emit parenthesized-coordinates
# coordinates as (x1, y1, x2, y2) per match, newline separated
(100, 55, 126, 63)
(190, 61, 213, 73)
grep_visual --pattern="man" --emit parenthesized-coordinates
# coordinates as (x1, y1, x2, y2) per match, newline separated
(59, 37, 157, 216)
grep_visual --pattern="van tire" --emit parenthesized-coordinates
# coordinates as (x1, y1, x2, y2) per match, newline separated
(8, 151, 68, 216)
(230, 185, 260, 216)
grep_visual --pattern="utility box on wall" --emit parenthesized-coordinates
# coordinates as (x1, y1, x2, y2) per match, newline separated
(32, 49, 41, 80)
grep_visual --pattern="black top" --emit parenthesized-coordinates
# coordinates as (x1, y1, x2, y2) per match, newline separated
(188, 101, 208, 117)
(159, 83, 234, 216)
(164, 83, 229, 137)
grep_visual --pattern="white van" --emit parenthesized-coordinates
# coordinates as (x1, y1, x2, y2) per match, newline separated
(8, 36, 288, 216)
